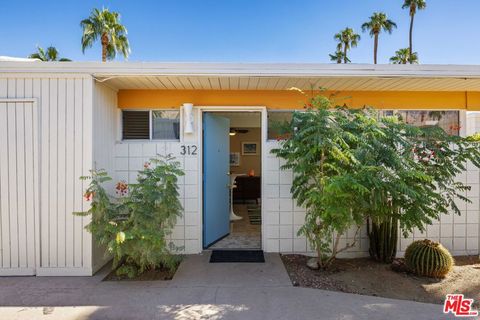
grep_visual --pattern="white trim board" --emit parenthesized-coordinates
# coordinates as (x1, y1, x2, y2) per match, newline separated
(0, 268, 35, 276)
(36, 267, 93, 277)
(3, 62, 480, 77)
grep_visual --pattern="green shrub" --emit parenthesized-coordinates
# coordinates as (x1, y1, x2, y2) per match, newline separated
(75, 155, 184, 278)
(404, 239, 454, 278)
(272, 92, 480, 269)
(271, 96, 369, 269)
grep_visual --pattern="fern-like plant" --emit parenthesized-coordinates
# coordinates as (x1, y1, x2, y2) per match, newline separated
(271, 93, 480, 269)
(404, 239, 454, 278)
(272, 96, 374, 269)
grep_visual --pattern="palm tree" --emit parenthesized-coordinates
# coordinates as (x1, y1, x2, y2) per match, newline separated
(28, 46, 71, 61)
(80, 8, 130, 62)
(361, 12, 397, 64)
(334, 28, 360, 63)
(329, 49, 350, 64)
(402, 0, 426, 64)
(390, 48, 418, 64)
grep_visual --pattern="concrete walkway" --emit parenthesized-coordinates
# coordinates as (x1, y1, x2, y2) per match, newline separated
(0, 252, 453, 320)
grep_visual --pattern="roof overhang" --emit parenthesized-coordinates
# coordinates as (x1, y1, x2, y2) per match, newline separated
(2, 62, 480, 92)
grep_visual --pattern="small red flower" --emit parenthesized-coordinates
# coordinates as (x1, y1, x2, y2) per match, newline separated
(303, 103, 313, 109)
(84, 191, 94, 201)
(115, 181, 128, 196)
(144, 162, 150, 169)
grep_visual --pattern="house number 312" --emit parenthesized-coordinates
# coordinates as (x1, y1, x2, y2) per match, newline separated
(180, 145, 197, 156)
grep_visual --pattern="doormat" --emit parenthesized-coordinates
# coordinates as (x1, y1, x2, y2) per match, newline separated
(248, 209, 261, 225)
(210, 250, 265, 263)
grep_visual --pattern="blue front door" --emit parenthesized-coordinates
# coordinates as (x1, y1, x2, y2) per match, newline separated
(203, 113, 230, 248)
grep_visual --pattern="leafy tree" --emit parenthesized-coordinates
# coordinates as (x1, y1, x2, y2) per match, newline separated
(329, 49, 350, 64)
(334, 28, 360, 63)
(361, 12, 397, 64)
(75, 156, 184, 277)
(28, 46, 71, 61)
(272, 96, 370, 268)
(365, 116, 480, 262)
(81, 7, 130, 62)
(402, 0, 426, 64)
(272, 94, 480, 268)
(390, 48, 419, 64)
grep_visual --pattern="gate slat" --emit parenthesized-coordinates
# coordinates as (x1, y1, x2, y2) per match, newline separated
(7, 103, 19, 268)
(65, 79, 75, 267)
(16, 103, 27, 268)
(48, 79, 58, 267)
(57, 79, 66, 267)
(40, 79, 50, 268)
(24, 102, 36, 269)
(0, 103, 10, 268)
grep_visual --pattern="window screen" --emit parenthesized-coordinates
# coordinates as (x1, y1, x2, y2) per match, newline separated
(382, 110, 460, 136)
(268, 111, 293, 140)
(152, 110, 180, 140)
(122, 111, 150, 140)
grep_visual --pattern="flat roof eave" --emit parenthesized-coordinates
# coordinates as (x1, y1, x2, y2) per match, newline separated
(2, 62, 480, 92)
(1, 62, 480, 78)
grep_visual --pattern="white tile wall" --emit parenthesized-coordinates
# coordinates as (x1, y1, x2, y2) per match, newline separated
(263, 137, 480, 257)
(114, 141, 201, 254)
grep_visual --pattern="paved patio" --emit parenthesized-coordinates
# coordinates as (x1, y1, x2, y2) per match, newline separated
(0, 252, 453, 320)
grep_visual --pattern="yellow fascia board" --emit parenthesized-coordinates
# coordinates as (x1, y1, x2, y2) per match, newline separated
(118, 89, 479, 110)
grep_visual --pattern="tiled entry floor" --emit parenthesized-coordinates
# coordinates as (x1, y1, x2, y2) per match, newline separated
(210, 204, 261, 249)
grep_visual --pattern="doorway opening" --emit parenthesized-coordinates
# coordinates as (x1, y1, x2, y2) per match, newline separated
(202, 111, 262, 250)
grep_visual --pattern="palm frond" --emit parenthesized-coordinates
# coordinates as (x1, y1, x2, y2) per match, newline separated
(80, 7, 130, 60)
(390, 48, 419, 64)
(362, 12, 397, 37)
(28, 45, 70, 61)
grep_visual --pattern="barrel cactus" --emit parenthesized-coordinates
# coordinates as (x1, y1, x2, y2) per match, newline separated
(404, 239, 454, 278)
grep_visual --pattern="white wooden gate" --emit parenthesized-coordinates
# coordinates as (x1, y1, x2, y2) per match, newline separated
(0, 99, 38, 275)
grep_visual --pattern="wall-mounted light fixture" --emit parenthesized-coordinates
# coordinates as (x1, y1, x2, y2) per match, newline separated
(183, 103, 194, 134)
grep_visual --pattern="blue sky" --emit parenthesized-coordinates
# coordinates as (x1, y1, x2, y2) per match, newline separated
(0, 0, 478, 64)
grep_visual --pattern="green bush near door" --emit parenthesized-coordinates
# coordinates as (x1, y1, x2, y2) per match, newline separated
(75, 155, 185, 278)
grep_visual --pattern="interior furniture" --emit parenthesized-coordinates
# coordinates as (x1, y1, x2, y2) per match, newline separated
(232, 176, 261, 203)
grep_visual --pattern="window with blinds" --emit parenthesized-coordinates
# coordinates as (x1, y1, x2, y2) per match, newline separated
(122, 110, 181, 140)
(122, 111, 150, 140)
